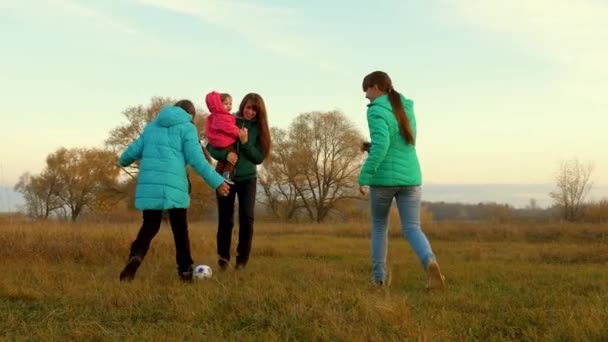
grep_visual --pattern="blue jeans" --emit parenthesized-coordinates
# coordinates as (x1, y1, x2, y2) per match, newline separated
(370, 186, 435, 282)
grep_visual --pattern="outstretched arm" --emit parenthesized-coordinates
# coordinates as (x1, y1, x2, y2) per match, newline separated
(184, 126, 225, 189)
(119, 135, 144, 167)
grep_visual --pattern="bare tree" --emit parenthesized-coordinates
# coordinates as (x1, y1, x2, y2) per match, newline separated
(259, 111, 364, 222)
(258, 128, 305, 220)
(105, 97, 175, 178)
(14, 172, 62, 219)
(550, 159, 593, 222)
(46, 147, 121, 221)
(293, 111, 364, 222)
(14, 148, 121, 221)
(105, 96, 213, 180)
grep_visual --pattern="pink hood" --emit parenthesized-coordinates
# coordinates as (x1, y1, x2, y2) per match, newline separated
(204, 90, 239, 148)
(205, 91, 229, 116)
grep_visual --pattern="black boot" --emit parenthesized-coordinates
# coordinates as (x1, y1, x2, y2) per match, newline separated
(218, 258, 230, 271)
(119, 256, 142, 282)
(178, 266, 193, 282)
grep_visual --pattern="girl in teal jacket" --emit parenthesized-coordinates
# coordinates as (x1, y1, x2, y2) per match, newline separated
(118, 100, 230, 282)
(359, 71, 445, 290)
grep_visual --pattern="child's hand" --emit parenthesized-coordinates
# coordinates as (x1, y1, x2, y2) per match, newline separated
(359, 186, 369, 197)
(217, 182, 231, 197)
(227, 152, 238, 164)
(238, 128, 248, 144)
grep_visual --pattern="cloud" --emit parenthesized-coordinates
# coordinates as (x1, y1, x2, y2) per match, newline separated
(50, 0, 138, 35)
(440, 0, 608, 88)
(10, 0, 176, 58)
(133, 0, 344, 73)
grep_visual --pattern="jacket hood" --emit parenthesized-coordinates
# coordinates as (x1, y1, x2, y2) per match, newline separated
(205, 91, 230, 116)
(369, 93, 413, 112)
(156, 106, 193, 127)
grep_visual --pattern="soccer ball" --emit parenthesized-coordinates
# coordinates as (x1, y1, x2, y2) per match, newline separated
(193, 264, 212, 279)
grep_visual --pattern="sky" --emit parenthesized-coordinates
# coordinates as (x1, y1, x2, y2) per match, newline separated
(1, 0, 607, 209)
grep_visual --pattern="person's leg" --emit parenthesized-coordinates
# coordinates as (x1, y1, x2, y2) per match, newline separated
(216, 184, 237, 270)
(369, 186, 397, 284)
(215, 160, 227, 174)
(395, 186, 435, 267)
(235, 178, 257, 268)
(222, 146, 237, 174)
(213, 145, 229, 175)
(168, 208, 194, 280)
(395, 186, 445, 289)
(120, 210, 162, 281)
(222, 146, 237, 184)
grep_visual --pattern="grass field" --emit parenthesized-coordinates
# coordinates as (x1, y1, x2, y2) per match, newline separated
(1, 219, 607, 341)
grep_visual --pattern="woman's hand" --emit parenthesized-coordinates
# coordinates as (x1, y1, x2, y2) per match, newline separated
(227, 152, 238, 165)
(359, 186, 368, 197)
(217, 182, 231, 197)
(238, 128, 249, 144)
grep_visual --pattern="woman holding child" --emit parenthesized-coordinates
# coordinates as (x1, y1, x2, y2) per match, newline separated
(206, 93, 271, 271)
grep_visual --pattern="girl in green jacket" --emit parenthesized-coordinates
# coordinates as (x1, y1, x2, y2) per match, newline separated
(359, 71, 445, 290)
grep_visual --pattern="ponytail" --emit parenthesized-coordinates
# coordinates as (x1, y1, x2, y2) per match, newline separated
(387, 89, 415, 145)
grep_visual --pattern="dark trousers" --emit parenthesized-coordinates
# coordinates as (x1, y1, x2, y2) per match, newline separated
(129, 209, 193, 273)
(216, 178, 257, 265)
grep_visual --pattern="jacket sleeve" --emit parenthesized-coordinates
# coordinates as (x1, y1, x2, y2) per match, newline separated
(358, 106, 390, 185)
(183, 125, 225, 189)
(240, 139, 265, 165)
(118, 135, 144, 167)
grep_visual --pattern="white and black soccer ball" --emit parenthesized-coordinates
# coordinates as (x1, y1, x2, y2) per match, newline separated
(193, 264, 212, 279)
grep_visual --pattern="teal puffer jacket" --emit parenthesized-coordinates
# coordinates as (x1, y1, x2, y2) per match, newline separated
(119, 106, 225, 210)
(358, 94, 422, 187)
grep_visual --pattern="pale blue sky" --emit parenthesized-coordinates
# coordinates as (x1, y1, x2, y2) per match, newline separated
(1, 0, 607, 192)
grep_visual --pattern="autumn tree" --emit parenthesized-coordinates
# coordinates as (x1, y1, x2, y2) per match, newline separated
(105, 97, 175, 177)
(15, 147, 122, 221)
(14, 172, 62, 219)
(549, 159, 594, 222)
(291, 111, 364, 222)
(49, 148, 121, 221)
(258, 128, 305, 220)
(259, 111, 364, 222)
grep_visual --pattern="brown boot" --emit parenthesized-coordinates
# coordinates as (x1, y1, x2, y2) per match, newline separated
(426, 259, 446, 290)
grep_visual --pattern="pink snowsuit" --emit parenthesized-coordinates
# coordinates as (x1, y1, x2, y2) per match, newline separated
(205, 91, 239, 149)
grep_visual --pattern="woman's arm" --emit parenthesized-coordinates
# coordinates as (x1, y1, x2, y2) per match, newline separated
(206, 143, 229, 161)
(184, 126, 225, 189)
(358, 106, 390, 185)
(119, 135, 144, 167)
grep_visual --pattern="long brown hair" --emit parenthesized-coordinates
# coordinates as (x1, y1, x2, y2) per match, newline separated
(174, 99, 196, 117)
(362, 71, 415, 145)
(238, 93, 271, 157)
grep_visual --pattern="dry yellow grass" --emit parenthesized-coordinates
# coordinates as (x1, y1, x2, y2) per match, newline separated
(1, 219, 607, 340)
